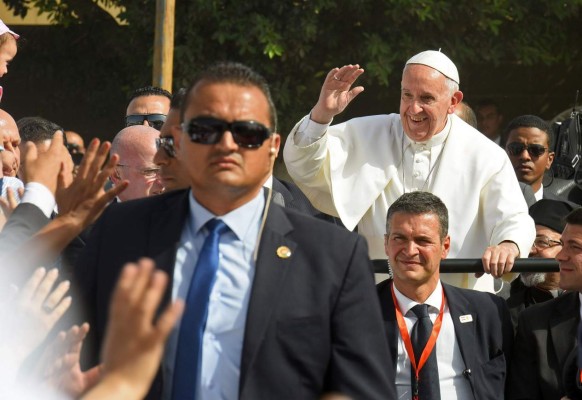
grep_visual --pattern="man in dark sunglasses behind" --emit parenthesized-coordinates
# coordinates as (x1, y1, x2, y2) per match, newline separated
(125, 86, 172, 130)
(505, 115, 557, 202)
(75, 62, 394, 400)
(153, 88, 190, 191)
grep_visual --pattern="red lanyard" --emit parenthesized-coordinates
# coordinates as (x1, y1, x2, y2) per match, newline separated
(391, 283, 445, 400)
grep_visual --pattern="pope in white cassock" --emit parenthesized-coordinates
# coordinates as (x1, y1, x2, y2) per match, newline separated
(283, 50, 535, 292)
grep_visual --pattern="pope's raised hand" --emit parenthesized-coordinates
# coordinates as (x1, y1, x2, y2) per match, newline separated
(310, 64, 365, 124)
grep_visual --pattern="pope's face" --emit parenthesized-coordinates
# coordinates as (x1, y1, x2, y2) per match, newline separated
(400, 64, 462, 142)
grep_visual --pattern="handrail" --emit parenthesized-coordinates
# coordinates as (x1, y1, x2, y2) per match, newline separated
(372, 258, 559, 274)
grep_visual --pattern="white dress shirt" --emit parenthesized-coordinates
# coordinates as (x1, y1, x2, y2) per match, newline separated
(163, 189, 265, 400)
(393, 282, 472, 400)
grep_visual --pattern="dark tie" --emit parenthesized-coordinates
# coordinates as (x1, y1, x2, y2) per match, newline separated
(172, 219, 229, 400)
(410, 304, 440, 400)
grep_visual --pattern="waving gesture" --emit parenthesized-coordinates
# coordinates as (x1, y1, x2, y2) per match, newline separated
(311, 64, 365, 124)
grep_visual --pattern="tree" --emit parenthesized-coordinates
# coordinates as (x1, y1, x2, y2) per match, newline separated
(3, 0, 582, 136)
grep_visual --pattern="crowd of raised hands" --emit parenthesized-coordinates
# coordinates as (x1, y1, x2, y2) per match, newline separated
(0, 259, 183, 399)
(0, 136, 184, 399)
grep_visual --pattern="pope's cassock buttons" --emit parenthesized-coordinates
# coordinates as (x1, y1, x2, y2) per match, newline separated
(277, 246, 292, 259)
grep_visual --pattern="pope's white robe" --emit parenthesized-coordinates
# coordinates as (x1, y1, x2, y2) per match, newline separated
(283, 113, 535, 292)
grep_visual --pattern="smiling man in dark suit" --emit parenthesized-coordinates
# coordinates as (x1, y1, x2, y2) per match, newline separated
(509, 207, 582, 400)
(75, 62, 394, 400)
(377, 191, 513, 400)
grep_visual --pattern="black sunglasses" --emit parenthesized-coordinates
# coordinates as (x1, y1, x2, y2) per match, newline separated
(182, 117, 272, 148)
(125, 113, 167, 130)
(155, 136, 176, 158)
(506, 142, 548, 158)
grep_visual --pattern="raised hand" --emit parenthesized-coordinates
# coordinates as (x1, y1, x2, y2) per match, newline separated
(311, 64, 365, 124)
(82, 258, 184, 400)
(56, 138, 127, 228)
(38, 323, 101, 398)
(0, 186, 24, 217)
(21, 131, 72, 195)
(0, 267, 71, 374)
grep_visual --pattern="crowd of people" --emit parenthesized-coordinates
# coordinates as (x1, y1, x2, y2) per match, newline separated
(2, 17, 582, 400)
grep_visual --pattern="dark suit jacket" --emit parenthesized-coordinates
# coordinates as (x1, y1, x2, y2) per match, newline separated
(377, 279, 513, 400)
(505, 277, 561, 331)
(508, 291, 580, 400)
(272, 177, 343, 226)
(74, 188, 395, 400)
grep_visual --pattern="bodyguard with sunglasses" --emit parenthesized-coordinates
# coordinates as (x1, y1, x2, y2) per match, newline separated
(504, 115, 558, 201)
(125, 86, 172, 130)
(75, 62, 395, 400)
(153, 88, 191, 191)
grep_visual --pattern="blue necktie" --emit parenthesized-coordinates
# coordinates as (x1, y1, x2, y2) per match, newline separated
(172, 219, 229, 400)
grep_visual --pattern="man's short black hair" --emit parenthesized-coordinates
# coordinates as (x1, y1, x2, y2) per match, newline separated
(17, 116, 68, 146)
(504, 115, 552, 148)
(386, 191, 449, 240)
(565, 207, 582, 227)
(128, 86, 172, 103)
(181, 62, 278, 131)
(170, 88, 187, 110)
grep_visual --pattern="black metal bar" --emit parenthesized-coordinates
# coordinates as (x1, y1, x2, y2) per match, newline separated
(372, 258, 559, 274)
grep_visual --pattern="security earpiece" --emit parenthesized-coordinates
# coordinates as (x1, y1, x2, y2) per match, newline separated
(269, 147, 277, 156)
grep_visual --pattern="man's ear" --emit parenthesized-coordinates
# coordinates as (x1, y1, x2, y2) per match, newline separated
(448, 91, 464, 114)
(270, 133, 281, 157)
(441, 234, 451, 259)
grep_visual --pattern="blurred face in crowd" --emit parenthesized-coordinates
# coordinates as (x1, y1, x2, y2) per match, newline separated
(522, 224, 563, 288)
(65, 131, 86, 154)
(111, 126, 164, 201)
(0, 35, 17, 78)
(400, 64, 462, 143)
(153, 107, 190, 191)
(177, 81, 279, 213)
(0, 109, 21, 169)
(2, 148, 17, 176)
(385, 211, 450, 297)
(556, 223, 582, 292)
(506, 127, 553, 193)
(476, 105, 503, 140)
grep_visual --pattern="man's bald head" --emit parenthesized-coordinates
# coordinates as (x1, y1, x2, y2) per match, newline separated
(0, 108, 21, 168)
(111, 125, 159, 158)
(110, 125, 163, 201)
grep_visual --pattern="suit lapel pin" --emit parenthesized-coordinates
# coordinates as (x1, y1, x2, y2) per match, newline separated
(276, 246, 292, 259)
(459, 314, 473, 323)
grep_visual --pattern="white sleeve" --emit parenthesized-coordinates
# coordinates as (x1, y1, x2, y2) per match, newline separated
(292, 114, 331, 147)
(20, 182, 56, 218)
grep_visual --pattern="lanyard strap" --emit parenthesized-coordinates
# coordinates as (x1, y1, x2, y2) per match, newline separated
(391, 283, 445, 380)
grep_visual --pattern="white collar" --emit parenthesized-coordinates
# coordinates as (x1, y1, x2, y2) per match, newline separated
(403, 116, 451, 149)
(393, 280, 444, 315)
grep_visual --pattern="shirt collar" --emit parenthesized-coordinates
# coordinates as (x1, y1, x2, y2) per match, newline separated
(263, 174, 274, 189)
(404, 115, 451, 149)
(188, 189, 265, 240)
(393, 280, 443, 315)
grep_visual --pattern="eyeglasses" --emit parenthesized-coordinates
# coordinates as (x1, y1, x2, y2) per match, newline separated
(506, 142, 548, 158)
(155, 137, 176, 158)
(182, 117, 272, 148)
(116, 164, 161, 179)
(532, 235, 563, 250)
(125, 114, 167, 130)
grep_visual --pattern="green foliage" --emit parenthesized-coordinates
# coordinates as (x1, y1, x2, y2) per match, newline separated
(3, 0, 582, 134)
